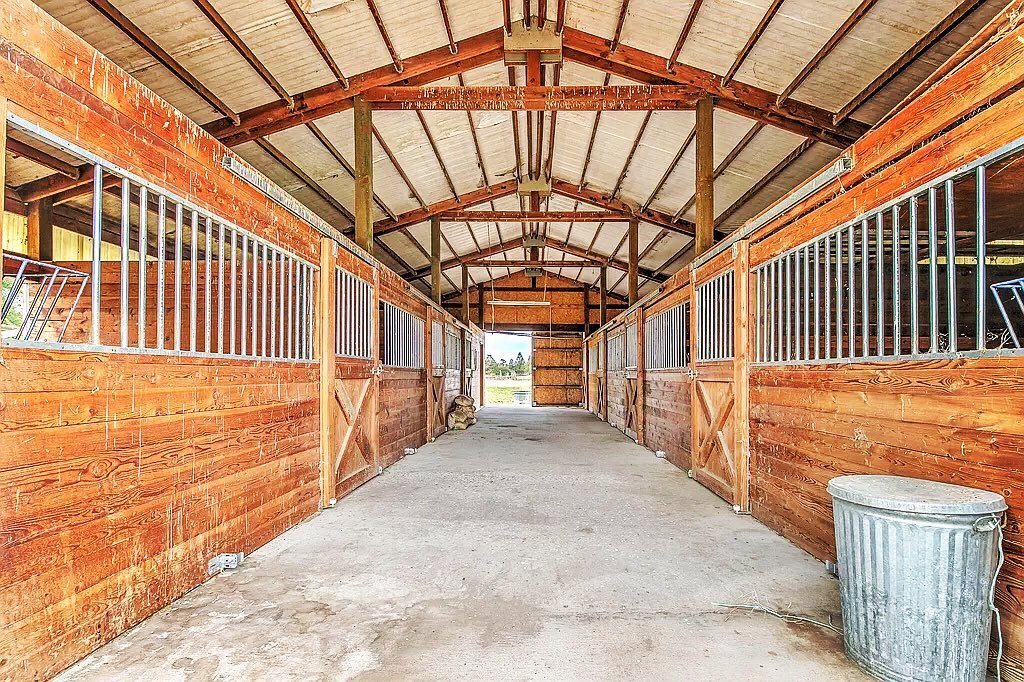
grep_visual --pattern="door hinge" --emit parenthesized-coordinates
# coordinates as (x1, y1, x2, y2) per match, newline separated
(371, 364, 384, 376)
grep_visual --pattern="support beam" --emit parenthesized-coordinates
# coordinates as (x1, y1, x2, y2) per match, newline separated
(7, 139, 81, 179)
(206, 29, 506, 146)
(83, 0, 238, 123)
(374, 180, 518, 237)
(26, 198, 53, 261)
(583, 285, 591, 336)
(600, 266, 607, 325)
(477, 285, 484, 326)
(363, 85, 704, 110)
(694, 97, 714, 257)
(461, 264, 470, 323)
(439, 210, 628, 222)
(354, 97, 374, 253)
(562, 28, 867, 147)
(430, 215, 442, 304)
(627, 216, 638, 305)
(469, 259, 603, 268)
(551, 179, 695, 235)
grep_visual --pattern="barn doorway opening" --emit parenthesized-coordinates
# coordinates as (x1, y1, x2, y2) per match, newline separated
(484, 331, 532, 406)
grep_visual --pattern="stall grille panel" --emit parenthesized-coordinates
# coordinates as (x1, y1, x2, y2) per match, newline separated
(431, 320, 444, 367)
(445, 326, 462, 370)
(696, 271, 735, 362)
(335, 269, 373, 359)
(754, 139, 1024, 364)
(644, 302, 690, 370)
(607, 331, 626, 371)
(381, 302, 424, 368)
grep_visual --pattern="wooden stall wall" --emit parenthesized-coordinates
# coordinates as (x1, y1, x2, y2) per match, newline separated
(449, 271, 627, 334)
(742, 15, 1024, 680)
(532, 335, 584, 406)
(586, 333, 604, 416)
(641, 285, 693, 472)
(605, 320, 627, 434)
(376, 267, 429, 470)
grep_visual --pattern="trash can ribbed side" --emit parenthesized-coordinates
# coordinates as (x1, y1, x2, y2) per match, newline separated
(832, 495, 1002, 682)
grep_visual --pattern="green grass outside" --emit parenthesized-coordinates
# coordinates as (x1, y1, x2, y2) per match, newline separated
(484, 376, 532, 405)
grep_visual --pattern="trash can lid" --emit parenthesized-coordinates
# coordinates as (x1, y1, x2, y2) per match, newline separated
(827, 475, 1006, 515)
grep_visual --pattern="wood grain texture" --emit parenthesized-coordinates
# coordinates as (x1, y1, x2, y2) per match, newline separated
(0, 348, 319, 681)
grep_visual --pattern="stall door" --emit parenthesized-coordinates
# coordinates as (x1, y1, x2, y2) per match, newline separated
(330, 368, 378, 500)
(691, 245, 749, 510)
(532, 335, 584, 406)
(427, 319, 447, 439)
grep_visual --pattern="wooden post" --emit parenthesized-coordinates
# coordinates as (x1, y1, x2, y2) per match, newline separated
(599, 266, 607, 326)
(583, 285, 591, 336)
(477, 284, 484, 326)
(354, 96, 374, 254)
(627, 216, 638, 306)
(1, 94, 6, 293)
(461, 264, 469, 324)
(425, 307, 433, 439)
(695, 97, 714, 257)
(26, 198, 53, 261)
(318, 238, 337, 508)
(430, 216, 442, 304)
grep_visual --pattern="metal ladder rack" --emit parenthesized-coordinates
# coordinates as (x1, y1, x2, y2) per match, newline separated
(1, 254, 90, 343)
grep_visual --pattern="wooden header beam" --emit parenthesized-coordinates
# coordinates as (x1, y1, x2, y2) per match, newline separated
(469, 259, 603, 267)
(363, 85, 703, 110)
(439, 210, 628, 222)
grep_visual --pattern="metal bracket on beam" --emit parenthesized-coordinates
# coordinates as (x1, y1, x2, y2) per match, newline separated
(518, 177, 551, 197)
(504, 22, 562, 65)
(525, 267, 544, 277)
(523, 237, 545, 248)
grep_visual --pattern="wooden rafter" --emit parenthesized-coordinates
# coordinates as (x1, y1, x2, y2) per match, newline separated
(6, 139, 81, 179)
(363, 85, 706, 110)
(724, 0, 785, 82)
(283, 0, 349, 88)
(437, 0, 457, 54)
(777, 0, 882, 102)
(415, 111, 460, 199)
(190, 0, 293, 107)
(666, 0, 706, 72)
(439, 211, 629, 222)
(366, 0, 404, 73)
(373, 180, 519, 236)
(673, 122, 764, 219)
(833, 0, 987, 122)
(610, 110, 653, 197)
(609, 0, 632, 52)
(713, 139, 816, 227)
(255, 138, 353, 222)
(82, 0, 238, 123)
(551, 179, 694, 235)
(562, 28, 868, 147)
(642, 125, 696, 211)
(206, 29, 506, 145)
(577, 74, 612, 190)
(305, 122, 396, 221)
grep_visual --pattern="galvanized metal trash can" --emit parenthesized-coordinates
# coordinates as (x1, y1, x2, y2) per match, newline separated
(828, 475, 1006, 682)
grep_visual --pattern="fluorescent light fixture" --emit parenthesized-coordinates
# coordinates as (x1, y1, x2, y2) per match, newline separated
(487, 300, 552, 307)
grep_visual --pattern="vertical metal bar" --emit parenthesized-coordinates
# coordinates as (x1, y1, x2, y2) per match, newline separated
(190, 210, 198, 352)
(240, 232, 248, 356)
(824, 235, 831, 360)
(785, 254, 792, 361)
(814, 239, 820, 360)
(892, 205, 901, 356)
(993, 289, 1020, 347)
(230, 229, 237, 354)
(836, 230, 843, 359)
(793, 253, 801, 360)
(33, 274, 68, 341)
(156, 195, 167, 350)
(205, 217, 212, 353)
(91, 166, 103, 345)
(804, 247, 811, 361)
(847, 225, 855, 357)
(271, 250, 277, 358)
(908, 200, 919, 356)
(876, 213, 884, 356)
(928, 186, 939, 352)
(218, 224, 225, 354)
(861, 218, 869, 356)
(261, 243, 268, 357)
(119, 177, 130, 348)
(945, 178, 957, 353)
(173, 203, 183, 351)
(251, 237, 258, 356)
(287, 257, 294, 359)
(976, 166, 986, 350)
(137, 187, 148, 349)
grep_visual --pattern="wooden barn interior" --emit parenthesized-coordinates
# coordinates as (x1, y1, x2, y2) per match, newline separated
(3, 0, 1024, 678)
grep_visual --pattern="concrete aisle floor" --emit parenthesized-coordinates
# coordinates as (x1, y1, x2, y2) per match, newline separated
(58, 406, 866, 682)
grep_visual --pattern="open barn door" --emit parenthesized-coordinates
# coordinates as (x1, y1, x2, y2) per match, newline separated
(320, 241, 380, 506)
(532, 335, 583, 406)
(690, 243, 750, 511)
